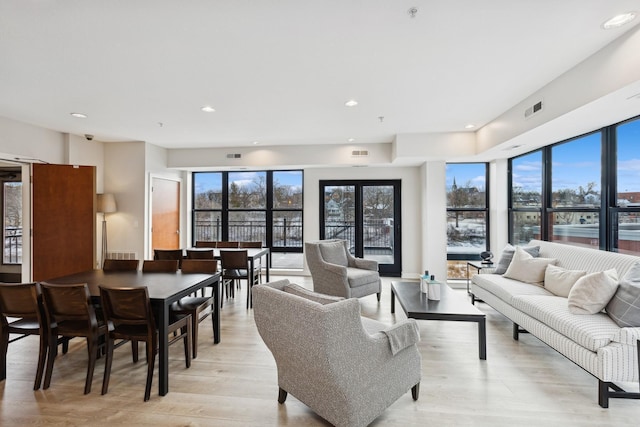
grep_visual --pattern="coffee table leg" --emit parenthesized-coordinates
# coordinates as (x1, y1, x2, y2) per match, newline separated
(478, 317, 486, 360)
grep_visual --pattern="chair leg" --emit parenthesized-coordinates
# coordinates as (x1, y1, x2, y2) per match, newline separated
(278, 387, 288, 403)
(191, 313, 199, 359)
(34, 333, 48, 390)
(43, 331, 58, 390)
(0, 330, 9, 382)
(144, 343, 156, 401)
(376, 292, 381, 302)
(131, 340, 139, 362)
(101, 337, 114, 395)
(184, 322, 192, 368)
(84, 336, 99, 394)
(411, 383, 420, 400)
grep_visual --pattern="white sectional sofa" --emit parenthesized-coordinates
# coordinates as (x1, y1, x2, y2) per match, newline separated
(471, 239, 640, 408)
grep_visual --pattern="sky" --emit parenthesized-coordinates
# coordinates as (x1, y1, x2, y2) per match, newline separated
(194, 170, 303, 194)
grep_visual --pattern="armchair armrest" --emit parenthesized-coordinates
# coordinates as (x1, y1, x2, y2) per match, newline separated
(351, 257, 378, 271)
(381, 319, 420, 355)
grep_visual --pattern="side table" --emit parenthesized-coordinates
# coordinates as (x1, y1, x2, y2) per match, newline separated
(466, 261, 495, 296)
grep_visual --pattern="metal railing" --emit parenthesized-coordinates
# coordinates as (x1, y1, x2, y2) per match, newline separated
(194, 219, 303, 248)
(4, 227, 22, 264)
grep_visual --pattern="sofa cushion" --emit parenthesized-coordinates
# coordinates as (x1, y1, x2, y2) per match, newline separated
(511, 294, 621, 352)
(346, 267, 379, 288)
(493, 244, 540, 275)
(472, 273, 553, 304)
(606, 262, 640, 327)
(283, 283, 344, 305)
(503, 246, 557, 286)
(568, 269, 618, 315)
(544, 264, 586, 297)
(319, 241, 348, 266)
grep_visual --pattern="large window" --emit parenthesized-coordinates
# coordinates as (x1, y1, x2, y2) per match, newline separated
(446, 163, 489, 279)
(508, 114, 640, 256)
(193, 170, 303, 269)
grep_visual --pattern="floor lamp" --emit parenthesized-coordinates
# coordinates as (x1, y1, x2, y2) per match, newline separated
(97, 193, 117, 268)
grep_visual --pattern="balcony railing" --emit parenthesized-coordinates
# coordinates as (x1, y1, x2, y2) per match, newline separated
(194, 219, 303, 248)
(4, 227, 22, 264)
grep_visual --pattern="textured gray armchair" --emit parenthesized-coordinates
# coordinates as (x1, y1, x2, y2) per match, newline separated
(305, 239, 381, 300)
(253, 279, 421, 427)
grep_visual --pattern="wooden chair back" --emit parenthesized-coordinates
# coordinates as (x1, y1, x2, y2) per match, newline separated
(216, 241, 239, 248)
(103, 259, 139, 271)
(186, 249, 214, 259)
(153, 249, 184, 268)
(195, 241, 217, 248)
(220, 250, 249, 270)
(142, 260, 179, 273)
(239, 241, 262, 248)
(181, 259, 218, 274)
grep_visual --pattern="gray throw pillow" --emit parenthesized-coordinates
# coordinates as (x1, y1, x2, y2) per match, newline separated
(493, 244, 540, 275)
(606, 262, 640, 327)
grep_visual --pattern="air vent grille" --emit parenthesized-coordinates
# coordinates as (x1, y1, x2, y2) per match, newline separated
(351, 150, 369, 157)
(524, 101, 543, 119)
(226, 153, 242, 159)
(106, 251, 138, 260)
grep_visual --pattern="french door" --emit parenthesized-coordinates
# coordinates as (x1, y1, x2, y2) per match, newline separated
(319, 180, 401, 276)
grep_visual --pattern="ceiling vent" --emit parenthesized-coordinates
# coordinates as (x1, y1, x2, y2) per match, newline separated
(351, 150, 369, 157)
(226, 153, 242, 159)
(524, 100, 543, 119)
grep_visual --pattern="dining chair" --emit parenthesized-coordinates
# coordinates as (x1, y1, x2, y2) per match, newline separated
(103, 259, 140, 271)
(142, 260, 179, 273)
(186, 249, 215, 259)
(171, 259, 217, 358)
(99, 286, 191, 401)
(195, 241, 217, 248)
(216, 241, 239, 248)
(153, 249, 184, 268)
(0, 282, 48, 390)
(40, 282, 108, 394)
(220, 250, 259, 308)
(239, 241, 262, 248)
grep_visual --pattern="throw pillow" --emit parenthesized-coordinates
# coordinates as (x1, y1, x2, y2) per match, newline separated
(606, 262, 640, 327)
(493, 244, 540, 275)
(283, 283, 344, 305)
(503, 246, 557, 286)
(544, 264, 587, 297)
(319, 241, 349, 266)
(568, 269, 619, 315)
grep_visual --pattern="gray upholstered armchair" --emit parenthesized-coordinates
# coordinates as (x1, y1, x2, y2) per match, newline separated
(252, 279, 421, 427)
(305, 239, 381, 300)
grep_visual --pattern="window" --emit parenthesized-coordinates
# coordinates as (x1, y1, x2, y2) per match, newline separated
(510, 151, 542, 245)
(3, 181, 22, 264)
(192, 170, 303, 269)
(446, 163, 489, 279)
(613, 117, 640, 254)
(549, 133, 601, 248)
(508, 114, 640, 257)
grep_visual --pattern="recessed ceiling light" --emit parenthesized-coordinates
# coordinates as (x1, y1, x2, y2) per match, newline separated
(602, 12, 637, 29)
(347, 138, 355, 142)
(201, 105, 216, 113)
(344, 99, 358, 107)
(70, 112, 87, 118)
(253, 141, 260, 145)
(464, 124, 475, 129)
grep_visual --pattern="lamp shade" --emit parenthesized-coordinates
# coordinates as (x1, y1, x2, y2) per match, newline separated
(97, 193, 117, 213)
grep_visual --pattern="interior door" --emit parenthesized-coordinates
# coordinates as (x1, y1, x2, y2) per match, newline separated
(320, 180, 401, 276)
(32, 163, 96, 281)
(151, 177, 180, 251)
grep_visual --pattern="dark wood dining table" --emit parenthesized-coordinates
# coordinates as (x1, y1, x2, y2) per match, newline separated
(45, 269, 221, 396)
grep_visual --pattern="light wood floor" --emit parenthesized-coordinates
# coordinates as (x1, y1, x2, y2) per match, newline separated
(1, 276, 638, 426)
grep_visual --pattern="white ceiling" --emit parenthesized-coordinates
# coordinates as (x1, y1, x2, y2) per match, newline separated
(0, 0, 639, 150)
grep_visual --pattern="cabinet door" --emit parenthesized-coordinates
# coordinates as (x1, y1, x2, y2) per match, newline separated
(32, 164, 96, 281)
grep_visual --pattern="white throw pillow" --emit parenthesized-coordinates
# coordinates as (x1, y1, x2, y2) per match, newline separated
(544, 264, 586, 297)
(568, 269, 619, 315)
(503, 246, 557, 286)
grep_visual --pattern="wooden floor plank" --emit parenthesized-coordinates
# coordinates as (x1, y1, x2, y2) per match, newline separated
(0, 276, 637, 426)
